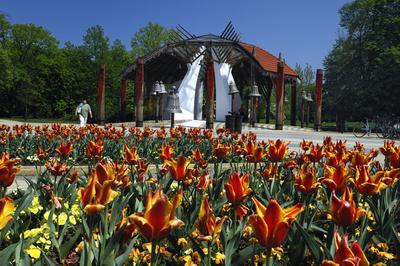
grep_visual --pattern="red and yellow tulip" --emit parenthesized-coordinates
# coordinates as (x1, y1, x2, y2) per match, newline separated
(300, 139, 313, 152)
(262, 164, 278, 181)
(248, 197, 303, 248)
(192, 148, 207, 168)
(124, 144, 139, 165)
(321, 163, 351, 194)
(128, 189, 184, 240)
(54, 141, 73, 158)
(212, 143, 231, 160)
(322, 231, 369, 266)
(294, 164, 321, 194)
(85, 139, 104, 159)
(135, 159, 150, 183)
(266, 139, 288, 162)
(196, 196, 227, 242)
(224, 171, 252, 219)
(0, 197, 15, 230)
(78, 162, 119, 215)
(351, 165, 388, 196)
(160, 144, 174, 162)
(244, 141, 265, 163)
(329, 187, 365, 228)
(45, 158, 68, 177)
(0, 153, 20, 188)
(165, 155, 191, 182)
(196, 172, 210, 192)
(306, 144, 324, 163)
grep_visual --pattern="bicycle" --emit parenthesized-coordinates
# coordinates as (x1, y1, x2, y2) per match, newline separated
(383, 118, 400, 139)
(353, 118, 385, 138)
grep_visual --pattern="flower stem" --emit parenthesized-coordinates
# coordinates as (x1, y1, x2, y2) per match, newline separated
(207, 242, 212, 266)
(151, 239, 157, 266)
(266, 247, 272, 266)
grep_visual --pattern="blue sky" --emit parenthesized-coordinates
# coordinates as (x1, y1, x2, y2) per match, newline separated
(1, 0, 350, 70)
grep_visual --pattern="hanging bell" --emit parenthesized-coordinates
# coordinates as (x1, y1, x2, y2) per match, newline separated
(301, 90, 307, 100)
(307, 92, 313, 102)
(152, 81, 161, 95)
(228, 81, 239, 95)
(248, 83, 261, 97)
(166, 86, 182, 113)
(159, 81, 167, 94)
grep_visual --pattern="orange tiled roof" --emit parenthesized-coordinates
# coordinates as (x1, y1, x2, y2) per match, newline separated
(240, 43, 298, 77)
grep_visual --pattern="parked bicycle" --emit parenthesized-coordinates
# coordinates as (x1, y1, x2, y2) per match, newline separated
(353, 118, 385, 138)
(382, 118, 400, 139)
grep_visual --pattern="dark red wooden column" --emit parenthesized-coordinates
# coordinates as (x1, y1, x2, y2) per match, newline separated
(135, 59, 144, 127)
(120, 79, 127, 121)
(314, 69, 323, 131)
(97, 64, 105, 125)
(290, 79, 297, 126)
(206, 58, 215, 129)
(275, 61, 285, 130)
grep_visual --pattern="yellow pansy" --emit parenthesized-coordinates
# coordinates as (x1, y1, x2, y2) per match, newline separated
(71, 204, 80, 217)
(25, 245, 41, 259)
(178, 237, 188, 246)
(28, 197, 43, 214)
(57, 212, 68, 225)
(23, 228, 43, 239)
(214, 252, 225, 264)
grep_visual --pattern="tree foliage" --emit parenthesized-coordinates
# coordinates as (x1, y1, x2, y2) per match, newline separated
(130, 22, 175, 57)
(0, 18, 173, 121)
(324, 0, 400, 121)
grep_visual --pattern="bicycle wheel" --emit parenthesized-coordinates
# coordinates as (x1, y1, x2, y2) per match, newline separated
(353, 127, 367, 138)
(375, 127, 385, 138)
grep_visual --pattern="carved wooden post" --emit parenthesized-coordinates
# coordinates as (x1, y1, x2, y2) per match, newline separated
(290, 79, 297, 126)
(97, 64, 105, 125)
(275, 61, 285, 130)
(315, 69, 323, 131)
(206, 58, 215, 129)
(135, 59, 144, 127)
(120, 79, 127, 121)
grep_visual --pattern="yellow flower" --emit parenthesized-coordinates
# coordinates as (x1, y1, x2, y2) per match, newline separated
(0, 197, 15, 230)
(28, 197, 43, 214)
(25, 245, 41, 259)
(57, 212, 68, 225)
(214, 252, 225, 264)
(272, 247, 284, 261)
(71, 204, 80, 217)
(202, 247, 208, 255)
(369, 243, 396, 260)
(178, 237, 188, 246)
(23, 228, 43, 239)
(69, 215, 77, 225)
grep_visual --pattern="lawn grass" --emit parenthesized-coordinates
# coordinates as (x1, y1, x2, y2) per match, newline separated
(1, 116, 78, 124)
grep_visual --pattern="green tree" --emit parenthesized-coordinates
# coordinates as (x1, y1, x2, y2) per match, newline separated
(324, 0, 400, 121)
(8, 23, 61, 118)
(130, 22, 175, 57)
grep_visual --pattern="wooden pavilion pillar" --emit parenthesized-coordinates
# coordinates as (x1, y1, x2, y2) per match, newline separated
(97, 64, 105, 125)
(290, 79, 297, 126)
(265, 86, 272, 124)
(206, 58, 215, 129)
(275, 61, 285, 130)
(135, 59, 144, 127)
(120, 78, 127, 121)
(314, 69, 323, 131)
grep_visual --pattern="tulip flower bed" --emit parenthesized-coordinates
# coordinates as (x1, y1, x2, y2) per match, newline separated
(0, 123, 399, 265)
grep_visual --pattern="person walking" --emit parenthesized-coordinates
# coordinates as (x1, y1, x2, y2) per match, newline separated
(75, 100, 92, 127)
(81, 100, 92, 127)
(75, 101, 84, 127)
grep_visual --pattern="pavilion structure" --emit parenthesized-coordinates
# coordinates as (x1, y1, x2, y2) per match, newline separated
(96, 23, 323, 130)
